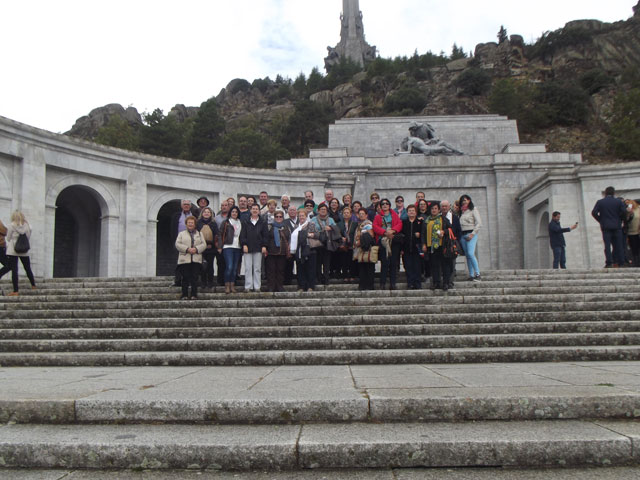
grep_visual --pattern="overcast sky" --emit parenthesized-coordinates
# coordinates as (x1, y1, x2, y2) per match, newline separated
(1, 0, 635, 133)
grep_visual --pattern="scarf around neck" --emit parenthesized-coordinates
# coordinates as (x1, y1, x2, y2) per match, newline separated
(272, 221, 284, 248)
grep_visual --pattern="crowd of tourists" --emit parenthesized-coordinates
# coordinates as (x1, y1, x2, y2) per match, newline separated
(171, 189, 482, 299)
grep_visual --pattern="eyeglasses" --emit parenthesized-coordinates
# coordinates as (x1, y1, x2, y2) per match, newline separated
(396, 199, 404, 203)
(371, 196, 379, 200)
(275, 215, 284, 218)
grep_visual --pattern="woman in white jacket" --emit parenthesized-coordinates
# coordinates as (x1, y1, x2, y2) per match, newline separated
(175, 215, 206, 300)
(4, 211, 36, 296)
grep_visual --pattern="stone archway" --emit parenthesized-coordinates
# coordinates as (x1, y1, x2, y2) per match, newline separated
(537, 211, 551, 269)
(53, 186, 104, 277)
(156, 200, 182, 276)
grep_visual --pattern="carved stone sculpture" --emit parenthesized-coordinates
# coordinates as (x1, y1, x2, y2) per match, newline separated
(395, 122, 463, 156)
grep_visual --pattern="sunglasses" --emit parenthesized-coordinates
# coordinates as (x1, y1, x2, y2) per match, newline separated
(275, 215, 284, 218)
(396, 199, 404, 203)
(380, 202, 391, 207)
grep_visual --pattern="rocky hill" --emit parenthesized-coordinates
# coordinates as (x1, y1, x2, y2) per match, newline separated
(67, 3, 640, 164)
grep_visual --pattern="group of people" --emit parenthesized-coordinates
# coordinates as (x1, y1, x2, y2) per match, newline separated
(172, 189, 483, 298)
(0, 211, 37, 296)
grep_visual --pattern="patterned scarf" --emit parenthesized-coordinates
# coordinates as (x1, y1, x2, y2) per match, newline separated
(426, 214, 443, 251)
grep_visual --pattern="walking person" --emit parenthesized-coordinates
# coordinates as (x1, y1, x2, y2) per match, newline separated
(265, 210, 291, 292)
(240, 204, 268, 293)
(458, 194, 482, 281)
(591, 186, 626, 268)
(3, 211, 37, 296)
(175, 215, 206, 300)
(548, 211, 578, 269)
(218, 206, 243, 294)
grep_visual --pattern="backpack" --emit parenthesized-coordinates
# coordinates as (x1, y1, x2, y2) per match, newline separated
(14, 232, 30, 254)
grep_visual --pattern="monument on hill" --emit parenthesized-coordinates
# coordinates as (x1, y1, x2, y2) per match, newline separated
(324, 0, 377, 72)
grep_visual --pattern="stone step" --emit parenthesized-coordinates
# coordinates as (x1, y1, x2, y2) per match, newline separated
(3, 300, 637, 320)
(3, 332, 640, 353)
(3, 310, 639, 329)
(3, 320, 640, 340)
(0, 420, 636, 470)
(2, 283, 637, 304)
(2, 345, 640, 366)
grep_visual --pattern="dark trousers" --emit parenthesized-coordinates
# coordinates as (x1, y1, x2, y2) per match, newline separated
(178, 262, 200, 298)
(7, 255, 36, 292)
(316, 247, 332, 285)
(216, 251, 226, 284)
(403, 250, 422, 288)
(337, 250, 358, 278)
(284, 257, 295, 285)
(379, 243, 401, 287)
(429, 249, 451, 287)
(629, 235, 640, 267)
(552, 246, 566, 269)
(266, 255, 287, 292)
(0, 246, 10, 278)
(602, 228, 625, 266)
(201, 248, 216, 286)
(358, 261, 375, 290)
(298, 253, 317, 291)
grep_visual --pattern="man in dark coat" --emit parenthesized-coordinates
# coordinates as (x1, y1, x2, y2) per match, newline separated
(548, 211, 578, 269)
(592, 186, 626, 267)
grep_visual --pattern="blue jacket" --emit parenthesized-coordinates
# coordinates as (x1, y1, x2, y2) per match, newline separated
(592, 195, 625, 230)
(548, 220, 570, 248)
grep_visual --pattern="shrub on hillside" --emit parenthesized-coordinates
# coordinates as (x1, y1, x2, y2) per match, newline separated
(455, 68, 492, 96)
(383, 88, 427, 114)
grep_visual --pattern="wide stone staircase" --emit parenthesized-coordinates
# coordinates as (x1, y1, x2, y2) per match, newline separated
(1, 269, 640, 474)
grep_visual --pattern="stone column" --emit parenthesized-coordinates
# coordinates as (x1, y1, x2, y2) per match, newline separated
(19, 146, 47, 278)
(124, 171, 148, 277)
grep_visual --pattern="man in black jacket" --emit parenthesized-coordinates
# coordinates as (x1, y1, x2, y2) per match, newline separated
(549, 211, 578, 269)
(592, 186, 626, 267)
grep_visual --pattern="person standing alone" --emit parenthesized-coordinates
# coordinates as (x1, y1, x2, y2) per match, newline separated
(591, 186, 626, 268)
(548, 211, 578, 269)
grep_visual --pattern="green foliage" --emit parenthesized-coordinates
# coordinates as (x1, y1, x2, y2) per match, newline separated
(497, 26, 508, 44)
(95, 115, 139, 151)
(138, 109, 188, 158)
(252, 77, 271, 94)
(609, 87, 640, 159)
(306, 67, 324, 95)
(579, 69, 613, 95)
(536, 80, 590, 126)
(367, 51, 446, 79)
(189, 98, 226, 161)
(455, 68, 492, 96)
(323, 58, 363, 90)
(293, 72, 307, 96)
(489, 78, 590, 133)
(529, 27, 593, 59)
(204, 127, 291, 168)
(230, 79, 251, 94)
(450, 43, 467, 61)
(279, 100, 334, 157)
(383, 87, 427, 114)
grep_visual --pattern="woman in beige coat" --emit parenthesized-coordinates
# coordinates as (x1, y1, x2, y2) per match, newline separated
(175, 216, 206, 299)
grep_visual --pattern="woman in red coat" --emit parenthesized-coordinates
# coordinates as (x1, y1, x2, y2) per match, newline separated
(373, 198, 403, 290)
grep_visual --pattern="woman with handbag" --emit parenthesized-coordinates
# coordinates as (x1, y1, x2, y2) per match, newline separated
(291, 209, 319, 292)
(423, 202, 453, 291)
(265, 210, 291, 292)
(3, 211, 36, 296)
(373, 198, 402, 290)
(354, 208, 376, 291)
(338, 206, 358, 281)
(175, 215, 206, 299)
(197, 207, 218, 289)
(218, 206, 243, 294)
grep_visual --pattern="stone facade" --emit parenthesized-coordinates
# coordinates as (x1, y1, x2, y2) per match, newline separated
(1, 113, 638, 278)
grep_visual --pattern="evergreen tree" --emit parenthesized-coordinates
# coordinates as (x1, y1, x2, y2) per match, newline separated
(497, 26, 508, 44)
(138, 109, 187, 159)
(450, 43, 467, 60)
(95, 115, 139, 151)
(280, 100, 334, 156)
(189, 98, 226, 161)
(205, 127, 291, 168)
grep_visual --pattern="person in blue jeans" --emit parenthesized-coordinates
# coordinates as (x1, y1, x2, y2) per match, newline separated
(218, 206, 243, 294)
(548, 211, 578, 269)
(458, 194, 482, 281)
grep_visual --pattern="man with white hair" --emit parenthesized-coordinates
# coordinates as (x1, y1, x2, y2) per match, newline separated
(280, 195, 291, 212)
